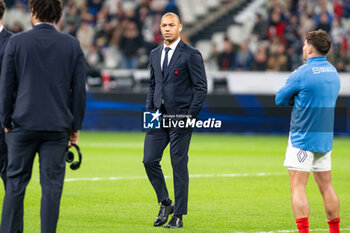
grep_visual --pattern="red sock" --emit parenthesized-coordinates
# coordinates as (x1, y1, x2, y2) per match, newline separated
(328, 218, 340, 233)
(296, 217, 309, 233)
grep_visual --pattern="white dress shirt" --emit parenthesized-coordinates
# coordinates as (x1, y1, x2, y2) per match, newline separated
(0, 25, 3, 33)
(160, 37, 181, 70)
(34, 22, 54, 26)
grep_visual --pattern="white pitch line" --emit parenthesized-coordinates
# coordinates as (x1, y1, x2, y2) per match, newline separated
(79, 142, 143, 148)
(64, 172, 284, 182)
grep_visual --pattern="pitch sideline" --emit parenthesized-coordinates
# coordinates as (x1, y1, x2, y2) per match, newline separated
(64, 172, 285, 182)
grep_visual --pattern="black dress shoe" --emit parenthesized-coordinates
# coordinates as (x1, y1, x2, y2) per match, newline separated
(164, 216, 183, 228)
(153, 202, 175, 227)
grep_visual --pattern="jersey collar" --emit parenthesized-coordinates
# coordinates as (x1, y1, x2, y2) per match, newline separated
(306, 56, 327, 63)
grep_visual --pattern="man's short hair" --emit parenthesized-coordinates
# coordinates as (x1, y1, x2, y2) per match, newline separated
(306, 29, 331, 56)
(0, 0, 6, 20)
(28, 0, 62, 24)
(162, 12, 181, 24)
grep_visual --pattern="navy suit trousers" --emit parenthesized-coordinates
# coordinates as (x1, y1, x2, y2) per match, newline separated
(143, 108, 192, 215)
(0, 130, 69, 233)
(0, 128, 7, 189)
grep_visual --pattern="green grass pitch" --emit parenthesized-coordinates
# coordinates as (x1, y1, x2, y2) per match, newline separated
(0, 132, 349, 232)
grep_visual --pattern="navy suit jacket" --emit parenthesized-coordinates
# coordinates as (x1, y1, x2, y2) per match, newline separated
(0, 28, 13, 73)
(0, 24, 86, 131)
(146, 40, 207, 118)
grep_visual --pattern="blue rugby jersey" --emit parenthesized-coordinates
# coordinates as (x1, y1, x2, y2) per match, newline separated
(275, 56, 340, 153)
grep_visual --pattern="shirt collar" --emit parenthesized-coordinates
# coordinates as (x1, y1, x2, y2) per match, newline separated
(0, 25, 3, 33)
(306, 56, 327, 63)
(163, 37, 181, 51)
(35, 22, 54, 26)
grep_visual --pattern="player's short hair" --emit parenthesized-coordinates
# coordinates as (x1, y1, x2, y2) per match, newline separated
(306, 30, 331, 55)
(28, 0, 62, 24)
(0, 0, 6, 20)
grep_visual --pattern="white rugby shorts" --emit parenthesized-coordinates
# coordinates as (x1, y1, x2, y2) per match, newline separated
(284, 136, 331, 172)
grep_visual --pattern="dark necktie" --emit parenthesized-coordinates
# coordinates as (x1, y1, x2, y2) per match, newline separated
(162, 47, 171, 77)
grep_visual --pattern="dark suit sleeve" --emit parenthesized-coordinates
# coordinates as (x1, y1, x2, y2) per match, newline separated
(0, 38, 17, 128)
(71, 43, 86, 131)
(146, 54, 155, 110)
(188, 50, 207, 118)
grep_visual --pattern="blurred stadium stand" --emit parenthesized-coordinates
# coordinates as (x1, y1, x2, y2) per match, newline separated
(2, 0, 350, 133)
(4, 0, 350, 73)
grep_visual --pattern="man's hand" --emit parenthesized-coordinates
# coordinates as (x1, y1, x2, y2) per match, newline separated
(4, 128, 9, 133)
(289, 97, 295, 106)
(68, 130, 80, 147)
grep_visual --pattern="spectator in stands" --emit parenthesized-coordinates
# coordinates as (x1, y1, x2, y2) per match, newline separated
(217, 38, 235, 71)
(252, 44, 268, 71)
(343, 30, 350, 58)
(150, 2, 165, 44)
(163, 0, 180, 16)
(268, 35, 282, 55)
(77, 20, 95, 54)
(96, 21, 114, 48)
(285, 13, 303, 70)
(344, 1, 350, 18)
(267, 42, 288, 71)
(314, 0, 334, 20)
(135, 0, 151, 32)
(86, 43, 104, 81)
(316, 11, 332, 33)
(285, 14, 300, 47)
(86, 43, 104, 69)
(267, 54, 279, 71)
(139, 6, 155, 43)
(267, 0, 287, 13)
(10, 21, 23, 33)
(267, 9, 286, 41)
(331, 17, 346, 51)
(119, 20, 143, 69)
(333, 0, 344, 18)
(252, 13, 268, 40)
(3, 0, 15, 8)
(299, 6, 316, 38)
(63, 22, 77, 36)
(286, 42, 303, 71)
(88, 0, 103, 17)
(233, 42, 253, 71)
(275, 42, 288, 71)
(63, 5, 81, 35)
(80, 4, 95, 23)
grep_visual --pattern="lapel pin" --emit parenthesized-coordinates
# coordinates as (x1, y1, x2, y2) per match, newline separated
(174, 70, 179, 75)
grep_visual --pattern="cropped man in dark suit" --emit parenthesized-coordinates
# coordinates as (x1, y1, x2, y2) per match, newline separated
(143, 13, 207, 228)
(0, 0, 12, 191)
(0, 0, 86, 232)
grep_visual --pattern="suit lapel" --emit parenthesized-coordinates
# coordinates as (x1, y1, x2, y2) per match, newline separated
(0, 28, 9, 40)
(164, 40, 184, 81)
(155, 45, 163, 77)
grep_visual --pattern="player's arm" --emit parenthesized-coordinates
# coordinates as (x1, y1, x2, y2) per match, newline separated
(188, 50, 207, 118)
(275, 70, 300, 107)
(0, 38, 17, 130)
(146, 54, 155, 111)
(71, 42, 86, 135)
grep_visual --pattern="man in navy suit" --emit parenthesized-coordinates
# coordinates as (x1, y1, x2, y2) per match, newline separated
(0, 0, 12, 191)
(0, 0, 86, 232)
(143, 13, 207, 228)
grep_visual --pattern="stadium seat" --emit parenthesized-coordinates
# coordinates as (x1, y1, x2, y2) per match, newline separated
(195, 40, 212, 61)
(211, 32, 225, 52)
